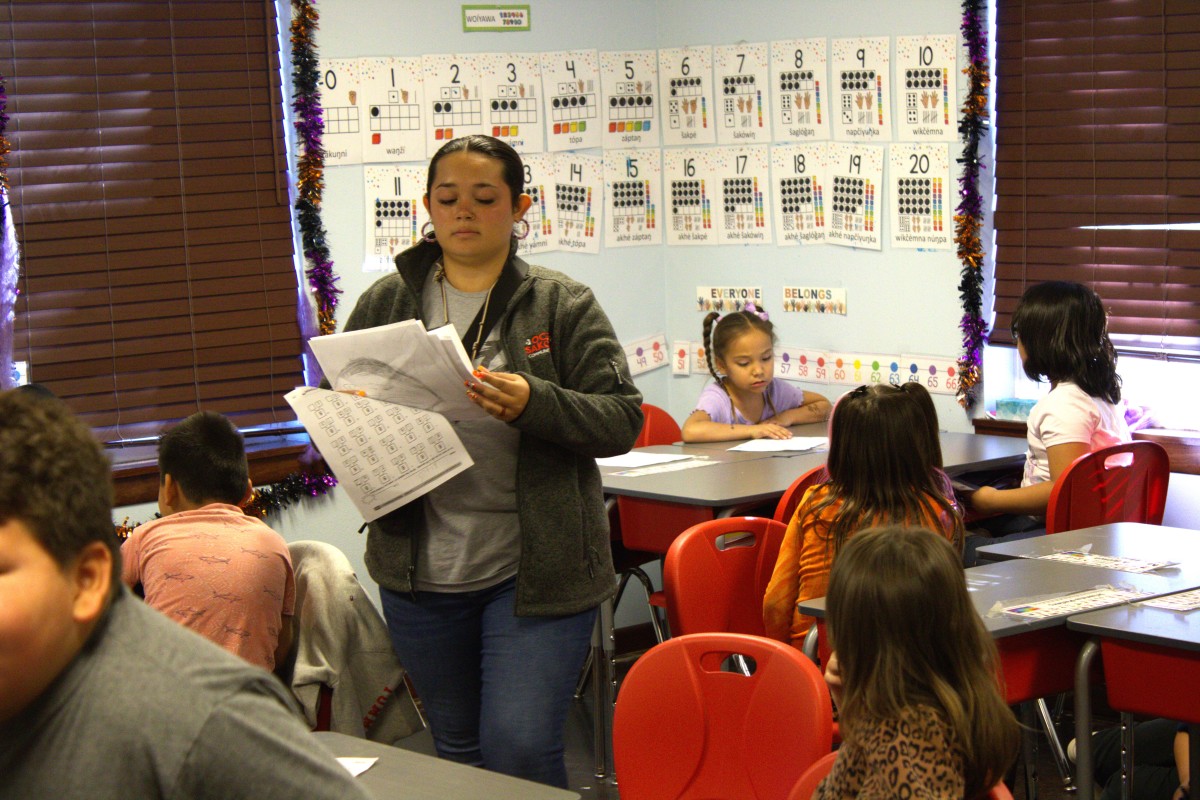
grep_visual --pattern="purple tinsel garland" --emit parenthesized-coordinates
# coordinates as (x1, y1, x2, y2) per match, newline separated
(0, 72, 19, 391)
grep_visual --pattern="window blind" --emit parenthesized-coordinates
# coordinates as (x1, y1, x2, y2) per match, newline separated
(3, 0, 303, 442)
(992, 0, 1200, 354)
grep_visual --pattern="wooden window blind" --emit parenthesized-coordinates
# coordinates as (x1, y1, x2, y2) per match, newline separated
(2, 0, 304, 443)
(992, 0, 1200, 355)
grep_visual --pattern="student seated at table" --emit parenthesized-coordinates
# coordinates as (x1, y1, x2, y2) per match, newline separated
(682, 303, 829, 442)
(122, 411, 295, 674)
(816, 526, 1019, 800)
(1086, 719, 1189, 800)
(763, 383, 964, 648)
(964, 281, 1130, 564)
(0, 390, 371, 800)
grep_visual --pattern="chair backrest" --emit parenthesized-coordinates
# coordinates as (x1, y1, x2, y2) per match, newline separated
(787, 751, 838, 800)
(773, 465, 827, 524)
(1045, 441, 1170, 534)
(640, 402, 683, 447)
(614, 632, 833, 800)
(664, 516, 789, 637)
(616, 403, 716, 554)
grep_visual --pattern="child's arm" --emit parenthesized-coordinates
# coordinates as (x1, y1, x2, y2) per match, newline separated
(765, 391, 832, 427)
(969, 440, 1089, 516)
(1173, 729, 1189, 800)
(681, 409, 791, 441)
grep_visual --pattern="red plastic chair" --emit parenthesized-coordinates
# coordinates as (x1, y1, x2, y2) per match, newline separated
(615, 404, 715, 641)
(663, 516, 788, 637)
(788, 749, 1015, 800)
(773, 465, 827, 524)
(1045, 440, 1170, 534)
(614, 632, 833, 800)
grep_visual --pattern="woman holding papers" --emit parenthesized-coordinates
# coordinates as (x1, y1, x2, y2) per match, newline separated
(340, 135, 642, 788)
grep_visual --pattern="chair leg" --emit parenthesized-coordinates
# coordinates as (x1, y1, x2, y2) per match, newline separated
(1036, 696, 1075, 792)
(1021, 701, 1040, 800)
(574, 648, 593, 700)
(621, 566, 666, 643)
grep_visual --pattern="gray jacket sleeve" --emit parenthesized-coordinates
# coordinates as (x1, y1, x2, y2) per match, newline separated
(511, 281, 642, 458)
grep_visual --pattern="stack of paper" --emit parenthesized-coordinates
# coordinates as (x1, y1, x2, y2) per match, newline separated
(308, 320, 487, 422)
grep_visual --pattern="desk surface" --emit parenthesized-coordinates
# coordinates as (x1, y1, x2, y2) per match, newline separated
(601, 429, 1026, 506)
(977, 522, 1200, 564)
(313, 732, 581, 800)
(799, 556, 1200, 638)
(1067, 599, 1200, 652)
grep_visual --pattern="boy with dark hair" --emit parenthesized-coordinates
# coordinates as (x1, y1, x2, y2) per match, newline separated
(122, 411, 296, 672)
(0, 390, 371, 799)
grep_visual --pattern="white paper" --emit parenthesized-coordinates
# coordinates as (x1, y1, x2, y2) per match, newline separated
(609, 457, 720, 477)
(729, 437, 828, 452)
(1039, 550, 1177, 574)
(1141, 589, 1200, 612)
(336, 757, 378, 777)
(285, 387, 473, 522)
(596, 452, 693, 469)
(308, 319, 487, 422)
(1000, 587, 1147, 620)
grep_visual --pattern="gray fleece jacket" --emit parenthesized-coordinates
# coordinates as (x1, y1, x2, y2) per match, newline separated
(343, 241, 643, 616)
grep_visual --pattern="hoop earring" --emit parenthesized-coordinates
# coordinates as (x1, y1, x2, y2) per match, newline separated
(513, 219, 531, 240)
(421, 220, 437, 243)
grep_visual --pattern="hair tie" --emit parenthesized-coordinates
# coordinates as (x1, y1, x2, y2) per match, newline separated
(743, 302, 769, 323)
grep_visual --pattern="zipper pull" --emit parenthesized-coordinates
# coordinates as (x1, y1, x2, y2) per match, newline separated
(609, 358, 624, 385)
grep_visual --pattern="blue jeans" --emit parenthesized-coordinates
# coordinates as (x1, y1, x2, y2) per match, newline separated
(379, 578, 596, 788)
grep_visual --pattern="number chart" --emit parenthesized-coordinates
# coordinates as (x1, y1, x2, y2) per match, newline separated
(659, 46, 715, 146)
(481, 52, 545, 154)
(358, 57, 425, 163)
(771, 38, 829, 141)
(715, 43, 771, 145)
(318, 58, 364, 166)
(888, 144, 952, 250)
(422, 53, 485, 154)
(552, 153, 602, 254)
(775, 348, 831, 385)
(664, 148, 719, 246)
(714, 146, 772, 245)
(604, 149, 663, 248)
(623, 334, 669, 377)
(826, 143, 883, 251)
(896, 35, 958, 141)
(363, 165, 427, 272)
(515, 153, 557, 258)
(540, 49, 602, 152)
(831, 37, 892, 142)
(600, 50, 660, 149)
(901, 354, 961, 396)
(771, 143, 828, 246)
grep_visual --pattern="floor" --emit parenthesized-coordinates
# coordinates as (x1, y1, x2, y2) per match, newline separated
(394, 650, 1117, 800)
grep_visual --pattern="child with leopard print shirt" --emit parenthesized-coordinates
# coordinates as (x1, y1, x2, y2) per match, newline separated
(815, 527, 1019, 800)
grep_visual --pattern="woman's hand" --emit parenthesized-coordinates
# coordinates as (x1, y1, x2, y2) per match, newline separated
(467, 367, 531, 423)
(748, 422, 793, 440)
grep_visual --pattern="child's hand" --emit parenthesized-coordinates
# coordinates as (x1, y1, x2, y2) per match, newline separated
(824, 651, 844, 708)
(748, 422, 793, 440)
(968, 485, 998, 513)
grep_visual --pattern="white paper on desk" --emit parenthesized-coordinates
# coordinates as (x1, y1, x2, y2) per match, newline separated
(728, 437, 828, 453)
(336, 757, 377, 777)
(1141, 588, 1200, 612)
(595, 452, 693, 468)
(307, 320, 487, 422)
(998, 587, 1148, 620)
(1039, 550, 1177, 574)
(286, 387, 473, 522)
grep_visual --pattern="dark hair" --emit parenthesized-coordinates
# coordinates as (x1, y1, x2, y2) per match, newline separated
(158, 411, 249, 506)
(701, 308, 776, 385)
(1011, 281, 1121, 404)
(802, 383, 963, 554)
(0, 390, 121, 586)
(827, 526, 1019, 800)
(426, 134, 525, 205)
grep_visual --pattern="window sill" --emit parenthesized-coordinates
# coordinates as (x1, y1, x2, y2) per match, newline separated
(110, 436, 313, 507)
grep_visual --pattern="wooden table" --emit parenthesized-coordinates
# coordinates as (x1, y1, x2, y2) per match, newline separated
(313, 731, 581, 800)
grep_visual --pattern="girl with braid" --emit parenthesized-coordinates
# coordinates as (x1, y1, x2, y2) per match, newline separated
(681, 304, 830, 442)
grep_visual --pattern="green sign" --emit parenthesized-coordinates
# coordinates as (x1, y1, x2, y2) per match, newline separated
(462, 5, 531, 32)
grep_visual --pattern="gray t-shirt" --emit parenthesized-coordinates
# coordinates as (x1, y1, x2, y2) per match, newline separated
(0, 588, 372, 800)
(417, 267, 522, 591)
